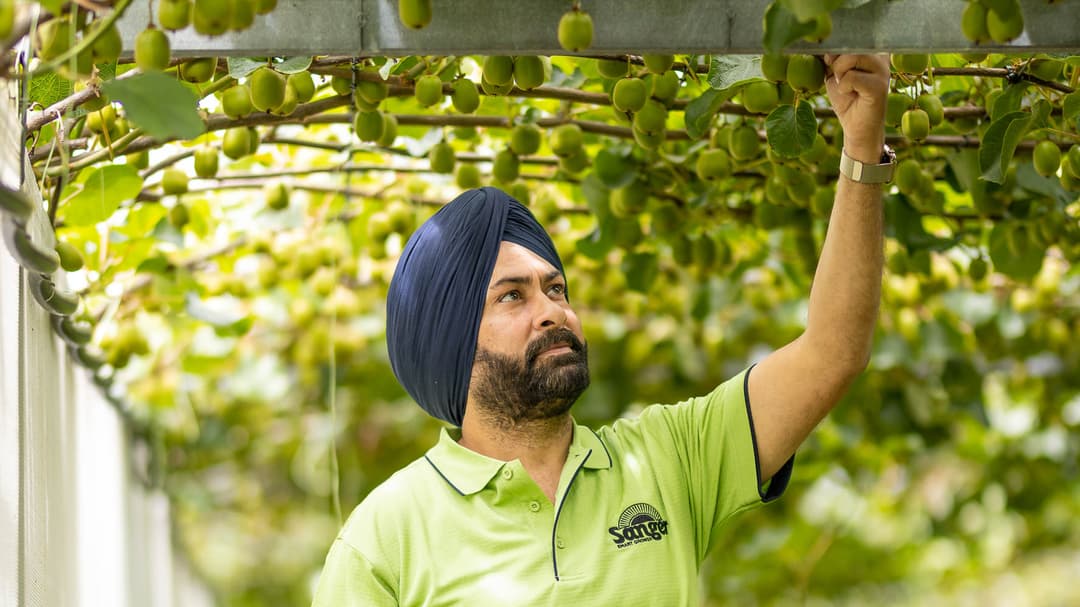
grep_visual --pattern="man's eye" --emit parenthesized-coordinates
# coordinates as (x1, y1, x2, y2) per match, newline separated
(498, 290, 520, 303)
(549, 284, 566, 297)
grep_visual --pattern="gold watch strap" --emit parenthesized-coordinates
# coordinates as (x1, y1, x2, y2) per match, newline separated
(839, 146, 896, 184)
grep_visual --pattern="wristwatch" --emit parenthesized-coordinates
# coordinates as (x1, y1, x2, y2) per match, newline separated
(839, 145, 896, 184)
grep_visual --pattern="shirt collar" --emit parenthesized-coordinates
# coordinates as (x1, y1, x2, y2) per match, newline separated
(424, 420, 612, 496)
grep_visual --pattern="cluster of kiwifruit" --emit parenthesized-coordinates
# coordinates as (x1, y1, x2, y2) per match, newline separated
(396, 0, 594, 54)
(961, 0, 1025, 44)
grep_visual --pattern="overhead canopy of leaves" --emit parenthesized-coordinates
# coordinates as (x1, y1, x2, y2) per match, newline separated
(5, 2, 1080, 605)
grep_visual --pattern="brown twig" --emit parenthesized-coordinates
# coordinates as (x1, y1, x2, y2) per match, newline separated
(24, 68, 140, 132)
(932, 66, 1074, 94)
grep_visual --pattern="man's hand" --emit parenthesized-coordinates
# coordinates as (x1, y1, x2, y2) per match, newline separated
(823, 54, 890, 164)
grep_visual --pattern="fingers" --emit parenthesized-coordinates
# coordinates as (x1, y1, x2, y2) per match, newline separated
(831, 69, 887, 102)
(824, 54, 890, 85)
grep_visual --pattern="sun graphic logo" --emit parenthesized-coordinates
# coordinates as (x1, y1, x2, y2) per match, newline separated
(608, 503, 669, 549)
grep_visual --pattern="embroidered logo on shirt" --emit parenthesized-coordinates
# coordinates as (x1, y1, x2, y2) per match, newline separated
(608, 503, 669, 549)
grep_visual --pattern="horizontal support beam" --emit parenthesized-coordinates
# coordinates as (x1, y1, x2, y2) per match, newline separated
(113, 0, 1080, 57)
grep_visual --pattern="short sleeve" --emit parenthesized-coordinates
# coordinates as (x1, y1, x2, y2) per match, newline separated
(631, 364, 794, 562)
(311, 539, 398, 607)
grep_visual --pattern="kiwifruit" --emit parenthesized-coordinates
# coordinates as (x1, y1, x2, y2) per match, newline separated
(786, 55, 825, 93)
(158, 0, 192, 30)
(193, 146, 219, 178)
(249, 66, 286, 112)
(221, 84, 254, 118)
(492, 149, 520, 183)
(611, 77, 647, 112)
(161, 169, 189, 195)
(134, 27, 171, 72)
(741, 81, 779, 114)
(451, 78, 480, 113)
(398, 0, 432, 29)
(643, 54, 674, 74)
(513, 56, 545, 90)
(429, 141, 456, 174)
(510, 123, 543, 156)
(414, 74, 444, 107)
(557, 8, 593, 52)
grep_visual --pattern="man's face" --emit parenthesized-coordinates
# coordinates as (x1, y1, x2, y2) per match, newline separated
(469, 242, 589, 425)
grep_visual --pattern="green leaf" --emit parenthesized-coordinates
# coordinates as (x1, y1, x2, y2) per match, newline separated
(593, 149, 637, 189)
(378, 58, 398, 80)
(683, 88, 728, 140)
(884, 194, 954, 250)
(115, 203, 167, 239)
(988, 222, 1045, 280)
(872, 334, 911, 370)
(389, 56, 421, 77)
(102, 72, 205, 140)
(779, 0, 843, 22)
(990, 83, 1027, 121)
(1015, 160, 1070, 205)
(29, 71, 73, 110)
(762, 3, 817, 55)
(690, 283, 711, 320)
(58, 164, 143, 226)
(978, 110, 1032, 184)
(945, 148, 990, 207)
(97, 62, 117, 81)
(181, 353, 234, 374)
(113, 238, 156, 272)
(580, 173, 611, 223)
(227, 57, 268, 79)
(214, 317, 254, 338)
(576, 220, 615, 260)
(1030, 98, 1052, 129)
(1063, 91, 1080, 121)
(187, 198, 213, 239)
(274, 57, 312, 74)
(622, 251, 659, 293)
(38, 0, 64, 13)
(707, 55, 765, 92)
(135, 254, 171, 275)
(765, 100, 817, 157)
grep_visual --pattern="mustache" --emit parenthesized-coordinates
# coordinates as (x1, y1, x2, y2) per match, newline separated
(525, 328, 585, 368)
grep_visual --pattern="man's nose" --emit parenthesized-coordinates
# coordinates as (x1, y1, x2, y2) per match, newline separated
(533, 293, 568, 329)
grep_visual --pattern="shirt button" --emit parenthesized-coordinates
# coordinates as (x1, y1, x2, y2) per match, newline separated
(529, 501, 541, 512)
(501, 468, 513, 480)
(556, 538, 566, 549)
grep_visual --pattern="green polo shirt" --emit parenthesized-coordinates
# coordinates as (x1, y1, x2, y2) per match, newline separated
(313, 365, 793, 606)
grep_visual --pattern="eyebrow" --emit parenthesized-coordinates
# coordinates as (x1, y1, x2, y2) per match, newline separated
(488, 270, 563, 291)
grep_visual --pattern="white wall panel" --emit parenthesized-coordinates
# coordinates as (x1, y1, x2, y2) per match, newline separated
(0, 214, 22, 607)
(1, 81, 214, 607)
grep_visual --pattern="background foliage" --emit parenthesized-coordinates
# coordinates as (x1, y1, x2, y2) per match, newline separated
(1, 0, 1079, 604)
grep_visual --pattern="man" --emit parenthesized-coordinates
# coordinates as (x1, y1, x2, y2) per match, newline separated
(313, 53, 890, 606)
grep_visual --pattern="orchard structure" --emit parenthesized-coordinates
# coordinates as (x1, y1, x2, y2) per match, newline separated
(2, 1, 1080, 606)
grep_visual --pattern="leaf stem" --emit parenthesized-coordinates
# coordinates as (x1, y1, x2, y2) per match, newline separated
(1040, 129, 1080, 143)
(44, 127, 142, 177)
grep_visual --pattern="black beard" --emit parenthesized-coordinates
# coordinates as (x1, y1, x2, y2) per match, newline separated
(470, 327, 590, 428)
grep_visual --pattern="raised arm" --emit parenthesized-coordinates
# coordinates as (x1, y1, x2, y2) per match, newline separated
(747, 54, 891, 480)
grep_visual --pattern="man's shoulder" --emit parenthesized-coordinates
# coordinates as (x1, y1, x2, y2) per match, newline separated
(591, 369, 750, 447)
(338, 454, 440, 546)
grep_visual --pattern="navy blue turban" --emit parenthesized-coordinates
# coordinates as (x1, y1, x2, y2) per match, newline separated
(386, 187, 565, 426)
